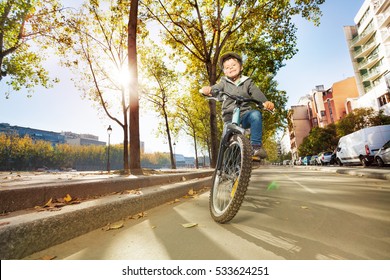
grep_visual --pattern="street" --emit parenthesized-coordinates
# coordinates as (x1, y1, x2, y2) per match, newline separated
(24, 166, 390, 260)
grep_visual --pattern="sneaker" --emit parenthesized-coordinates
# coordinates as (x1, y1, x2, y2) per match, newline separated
(252, 145, 267, 159)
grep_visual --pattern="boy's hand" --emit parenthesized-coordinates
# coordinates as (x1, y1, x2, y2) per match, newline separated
(201, 86, 212, 96)
(263, 101, 274, 111)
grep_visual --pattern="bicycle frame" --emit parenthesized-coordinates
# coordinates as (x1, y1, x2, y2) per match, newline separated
(215, 108, 246, 171)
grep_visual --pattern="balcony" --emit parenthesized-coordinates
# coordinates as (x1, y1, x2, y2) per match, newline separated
(361, 65, 386, 82)
(358, 52, 380, 70)
(354, 40, 378, 58)
(351, 24, 375, 47)
(373, 0, 390, 14)
(377, 10, 390, 28)
(381, 28, 390, 42)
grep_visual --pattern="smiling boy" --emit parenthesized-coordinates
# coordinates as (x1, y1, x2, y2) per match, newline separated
(201, 52, 274, 159)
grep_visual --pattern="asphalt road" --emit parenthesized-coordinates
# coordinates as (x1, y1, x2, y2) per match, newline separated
(24, 166, 390, 260)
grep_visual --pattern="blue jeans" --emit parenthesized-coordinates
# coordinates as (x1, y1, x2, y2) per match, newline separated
(241, 110, 263, 146)
(223, 110, 263, 145)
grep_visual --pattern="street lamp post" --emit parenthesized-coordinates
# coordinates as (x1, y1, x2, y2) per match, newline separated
(107, 125, 112, 173)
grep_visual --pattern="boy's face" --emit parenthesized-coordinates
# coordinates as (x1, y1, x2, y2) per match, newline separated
(223, 58, 243, 81)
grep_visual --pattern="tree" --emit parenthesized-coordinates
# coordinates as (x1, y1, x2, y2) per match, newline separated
(174, 93, 204, 169)
(128, 0, 142, 173)
(0, 0, 62, 97)
(141, 0, 325, 167)
(54, 0, 148, 173)
(298, 124, 338, 156)
(140, 44, 178, 169)
(336, 108, 390, 137)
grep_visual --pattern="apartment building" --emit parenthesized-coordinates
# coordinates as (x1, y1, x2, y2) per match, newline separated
(344, 0, 390, 115)
(309, 77, 359, 128)
(287, 105, 311, 160)
(286, 77, 359, 159)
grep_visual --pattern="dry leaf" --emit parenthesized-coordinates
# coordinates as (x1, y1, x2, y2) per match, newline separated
(126, 189, 142, 195)
(188, 189, 194, 195)
(104, 220, 124, 231)
(64, 194, 72, 202)
(130, 212, 147, 219)
(300, 206, 309, 209)
(168, 199, 180, 205)
(181, 223, 198, 228)
(43, 198, 53, 207)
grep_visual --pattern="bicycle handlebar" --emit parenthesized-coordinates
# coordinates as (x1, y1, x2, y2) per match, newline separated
(199, 89, 274, 114)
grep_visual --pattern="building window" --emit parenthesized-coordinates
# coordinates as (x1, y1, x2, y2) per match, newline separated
(327, 99, 334, 123)
(378, 92, 390, 107)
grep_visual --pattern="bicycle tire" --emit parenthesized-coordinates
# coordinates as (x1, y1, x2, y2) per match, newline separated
(209, 134, 252, 223)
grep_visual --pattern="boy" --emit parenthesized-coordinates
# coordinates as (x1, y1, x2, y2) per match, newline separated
(201, 52, 274, 159)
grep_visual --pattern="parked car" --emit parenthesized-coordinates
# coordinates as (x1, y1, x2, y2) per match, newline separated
(302, 155, 312, 166)
(336, 125, 390, 166)
(329, 149, 337, 165)
(309, 155, 318, 165)
(316, 151, 333, 165)
(294, 157, 304, 165)
(374, 140, 390, 167)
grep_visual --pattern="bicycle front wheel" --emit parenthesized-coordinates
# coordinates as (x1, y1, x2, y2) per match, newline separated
(209, 134, 252, 223)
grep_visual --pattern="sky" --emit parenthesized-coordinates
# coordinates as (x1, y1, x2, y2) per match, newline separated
(0, 0, 365, 157)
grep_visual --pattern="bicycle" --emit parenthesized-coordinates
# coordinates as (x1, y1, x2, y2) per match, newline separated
(202, 89, 273, 223)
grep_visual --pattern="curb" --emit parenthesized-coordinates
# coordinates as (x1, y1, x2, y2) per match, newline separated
(295, 165, 390, 181)
(0, 176, 212, 260)
(0, 170, 214, 213)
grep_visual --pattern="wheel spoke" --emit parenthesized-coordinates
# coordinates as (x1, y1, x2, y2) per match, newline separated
(213, 142, 242, 213)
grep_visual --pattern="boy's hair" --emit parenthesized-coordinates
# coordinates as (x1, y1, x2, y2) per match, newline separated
(219, 52, 243, 69)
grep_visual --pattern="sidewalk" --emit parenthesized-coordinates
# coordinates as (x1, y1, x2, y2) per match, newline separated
(0, 169, 214, 259)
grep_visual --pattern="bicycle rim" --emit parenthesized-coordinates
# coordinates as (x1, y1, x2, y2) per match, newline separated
(209, 134, 252, 223)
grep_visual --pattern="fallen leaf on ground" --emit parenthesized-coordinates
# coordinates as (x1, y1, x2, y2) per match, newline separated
(168, 199, 180, 205)
(64, 194, 72, 202)
(35, 196, 81, 212)
(103, 220, 124, 231)
(300, 206, 309, 209)
(181, 223, 198, 228)
(43, 198, 53, 207)
(130, 212, 147, 219)
(126, 189, 142, 195)
(184, 188, 199, 199)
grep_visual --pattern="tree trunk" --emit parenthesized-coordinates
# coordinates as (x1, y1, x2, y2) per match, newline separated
(164, 111, 176, 169)
(193, 133, 199, 169)
(208, 63, 219, 168)
(128, 0, 142, 174)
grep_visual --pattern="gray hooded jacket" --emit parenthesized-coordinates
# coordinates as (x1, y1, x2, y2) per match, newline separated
(211, 75, 268, 122)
